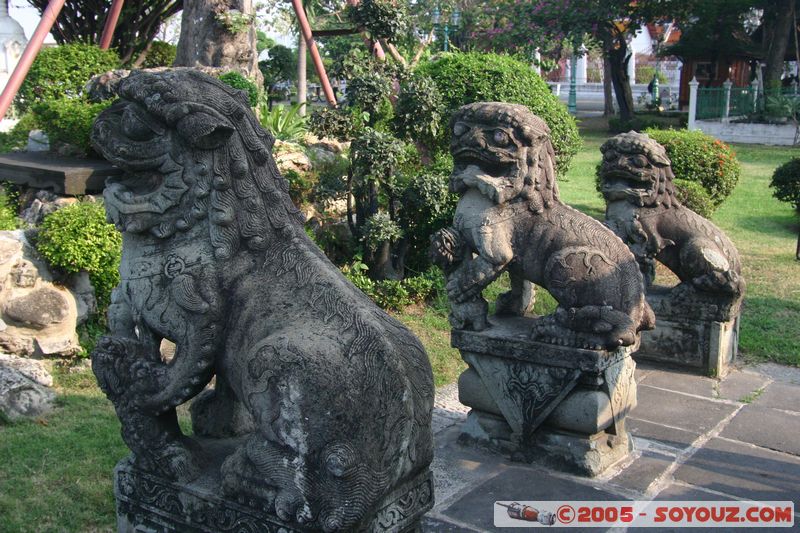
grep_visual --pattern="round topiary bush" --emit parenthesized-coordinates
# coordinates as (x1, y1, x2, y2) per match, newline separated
(770, 158, 800, 212)
(218, 71, 260, 107)
(15, 44, 120, 112)
(644, 128, 741, 211)
(673, 178, 715, 218)
(142, 41, 177, 68)
(32, 99, 112, 156)
(36, 201, 122, 310)
(415, 52, 581, 175)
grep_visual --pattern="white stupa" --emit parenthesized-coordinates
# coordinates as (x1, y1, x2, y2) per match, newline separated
(0, 0, 27, 96)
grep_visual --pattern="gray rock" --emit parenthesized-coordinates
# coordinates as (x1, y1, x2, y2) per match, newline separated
(0, 364, 55, 420)
(0, 353, 53, 386)
(26, 129, 49, 152)
(89, 69, 434, 532)
(430, 102, 654, 350)
(5, 288, 70, 328)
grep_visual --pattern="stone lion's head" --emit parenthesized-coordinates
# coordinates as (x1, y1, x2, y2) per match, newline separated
(92, 69, 301, 259)
(448, 102, 559, 209)
(599, 131, 677, 208)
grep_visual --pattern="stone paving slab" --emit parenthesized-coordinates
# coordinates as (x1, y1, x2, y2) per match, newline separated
(673, 437, 800, 507)
(719, 404, 800, 456)
(607, 450, 674, 495)
(628, 418, 702, 451)
(630, 385, 738, 433)
(753, 381, 800, 413)
(717, 370, 770, 402)
(639, 368, 717, 398)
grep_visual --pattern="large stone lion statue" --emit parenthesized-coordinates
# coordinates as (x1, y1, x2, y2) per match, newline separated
(90, 70, 433, 532)
(430, 102, 654, 350)
(599, 131, 744, 320)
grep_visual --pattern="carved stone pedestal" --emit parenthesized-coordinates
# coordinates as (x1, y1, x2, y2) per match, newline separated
(636, 286, 741, 377)
(115, 447, 433, 533)
(453, 316, 637, 477)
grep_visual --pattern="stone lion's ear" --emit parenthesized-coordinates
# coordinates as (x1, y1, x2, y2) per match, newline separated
(177, 112, 234, 149)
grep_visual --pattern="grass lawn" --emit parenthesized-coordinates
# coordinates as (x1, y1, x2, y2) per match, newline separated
(1, 119, 798, 532)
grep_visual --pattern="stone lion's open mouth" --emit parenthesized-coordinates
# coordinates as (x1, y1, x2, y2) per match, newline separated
(107, 171, 164, 199)
(452, 148, 516, 180)
(601, 168, 653, 200)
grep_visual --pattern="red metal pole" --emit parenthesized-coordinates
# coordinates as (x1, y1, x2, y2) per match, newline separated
(290, 0, 337, 107)
(0, 0, 67, 120)
(99, 0, 125, 50)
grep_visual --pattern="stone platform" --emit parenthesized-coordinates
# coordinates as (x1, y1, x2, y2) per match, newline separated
(452, 316, 638, 477)
(426, 362, 800, 531)
(636, 286, 741, 377)
(0, 152, 121, 195)
(115, 440, 433, 533)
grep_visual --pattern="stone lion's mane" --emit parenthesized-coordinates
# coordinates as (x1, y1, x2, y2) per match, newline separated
(117, 70, 303, 260)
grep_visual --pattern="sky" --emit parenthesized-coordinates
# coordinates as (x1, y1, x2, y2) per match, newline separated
(8, 1, 55, 43)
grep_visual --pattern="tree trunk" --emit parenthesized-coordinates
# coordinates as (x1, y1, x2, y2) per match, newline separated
(606, 34, 635, 122)
(297, 34, 307, 116)
(174, 0, 262, 85)
(603, 54, 615, 116)
(763, 0, 794, 92)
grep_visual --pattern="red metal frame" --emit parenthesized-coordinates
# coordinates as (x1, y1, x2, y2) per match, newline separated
(291, 0, 338, 107)
(99, 0, 125, 50)
(0, 0, 67, 120)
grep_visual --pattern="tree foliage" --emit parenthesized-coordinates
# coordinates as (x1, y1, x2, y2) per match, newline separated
(26, 0, 182, 65)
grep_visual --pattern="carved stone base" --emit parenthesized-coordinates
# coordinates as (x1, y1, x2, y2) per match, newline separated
(636, 287, 741, 377)
(452, 316, 637, 477)
(114, 449, 433, 533)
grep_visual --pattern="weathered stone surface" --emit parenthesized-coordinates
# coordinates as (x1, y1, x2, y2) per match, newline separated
(673, 437, 800, 506)
(627, 417, 701, 451)
(600, 131, 745, 376)
(90, 70, 434, 532)
(719, 404, 800, 455)
(752, 381, 800, 412)
(430, 102, 653, 350)
(273, 139, 313, 176)
(5, 288, 70, 328)
(0, 364, 55, 420)
(631, 385, 737, 433)
(0, 353, 53, 386)
(0, 230, 82, 357)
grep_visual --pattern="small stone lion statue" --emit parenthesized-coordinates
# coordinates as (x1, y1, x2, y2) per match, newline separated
(90, 70, 433, 532)
(599, 131, 744, 320)
(430, 102, 654, 350)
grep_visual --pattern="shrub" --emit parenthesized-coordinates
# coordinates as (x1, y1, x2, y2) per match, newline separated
(346, 0, 408, 41)
(0, 112, 39, 152)
(16, 44, 119, 112)
(141, 41, 177, 68)
(346, 69, 394, 118)
(218, 71, 260, 107)
(416, 52, 581, 175)
(0, 190, 18, 230)
(673, 178, 715, 218)
(259, 102, 308, 142)
(372, 279, 411, 310)
(362, 212, 402, 251)
(394, 74, 444, 146)
(398, 156, 458, 271)
(32, 99, 112, 156)
(644, 128, 741, 210)
(310, 106, 359, 142)
(36, 201, 122, 310)
(771, 158, 800, 212)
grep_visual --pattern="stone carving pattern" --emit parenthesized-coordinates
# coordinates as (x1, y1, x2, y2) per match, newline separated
(90, 70, 433, 532)
(431, 103, 653, 350)
(599, 131, 745, 321)
(602, 357, 636, 431)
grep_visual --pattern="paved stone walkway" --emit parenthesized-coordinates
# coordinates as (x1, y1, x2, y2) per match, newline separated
(425, 362, 800, 532)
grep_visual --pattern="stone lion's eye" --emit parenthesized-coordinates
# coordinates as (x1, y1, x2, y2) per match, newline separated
(632, 155, 649, 168)
(603, 150, 617, 161)
(492, 129, 510, 146)
(453, 122, 469, 137)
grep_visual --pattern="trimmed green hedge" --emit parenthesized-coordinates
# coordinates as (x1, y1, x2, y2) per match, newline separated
(771, 158, 800, 212)
(32, 99, 112, 156)
(36, 202, 122, 310)
(218, 71, 260, 107)
(16, 44, 119, 112)
(415, 52, 581, 175)
(644, 128, 741, 211)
